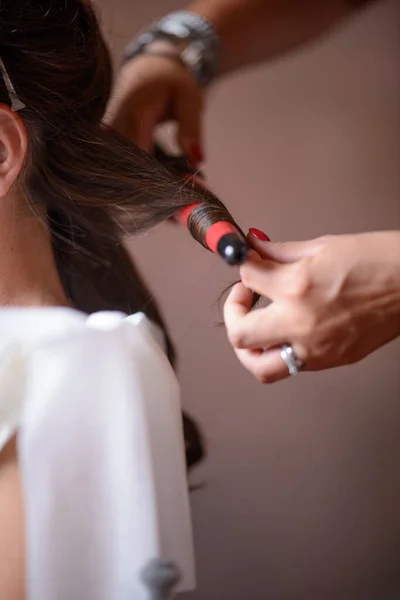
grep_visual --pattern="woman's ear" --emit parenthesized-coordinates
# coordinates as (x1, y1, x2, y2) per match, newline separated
(0, 104, 28, 198)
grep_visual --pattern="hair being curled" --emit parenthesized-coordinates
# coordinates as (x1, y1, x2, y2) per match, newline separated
(0, 0, 243, 467)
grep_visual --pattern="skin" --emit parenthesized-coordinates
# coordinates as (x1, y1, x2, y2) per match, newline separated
(106, 0, 376, 155)
(0, 104, 69, 599)
(106, 0, 400, 382)
(0, 1, 395, 593)
(224, 233, 400, 383)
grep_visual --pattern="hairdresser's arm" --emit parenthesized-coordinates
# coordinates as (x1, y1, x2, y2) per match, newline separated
(106, 0, 375, 155)
(224, 231, 400, 383)
(186, 0, 374, 74)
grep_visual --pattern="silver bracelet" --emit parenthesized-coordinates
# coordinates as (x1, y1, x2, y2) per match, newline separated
(123, 11, 220, 87)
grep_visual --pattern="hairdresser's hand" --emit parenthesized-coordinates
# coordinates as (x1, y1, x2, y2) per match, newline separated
(224, 231, 400, 383)
(105, 53, 204, 163)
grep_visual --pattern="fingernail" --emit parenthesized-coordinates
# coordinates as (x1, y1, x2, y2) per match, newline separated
(190, 144, 204, 164)
(249, 228, 270, 242)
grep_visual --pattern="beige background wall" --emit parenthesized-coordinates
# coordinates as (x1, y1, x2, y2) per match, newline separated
(98, 1, 400, 598)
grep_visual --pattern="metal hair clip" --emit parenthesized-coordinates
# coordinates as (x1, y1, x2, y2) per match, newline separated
(0, 56, 26, 112)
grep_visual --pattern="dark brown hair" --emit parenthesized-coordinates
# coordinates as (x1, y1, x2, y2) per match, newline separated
(0, 0, 242, 467)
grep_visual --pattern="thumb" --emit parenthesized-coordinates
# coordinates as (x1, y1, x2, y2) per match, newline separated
(175, 86, 204, 165)
(239, 252, 299, 300)
(248, 234, 326, 264)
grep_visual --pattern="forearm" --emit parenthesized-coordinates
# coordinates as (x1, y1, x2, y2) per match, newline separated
(185, 0, 376, 73)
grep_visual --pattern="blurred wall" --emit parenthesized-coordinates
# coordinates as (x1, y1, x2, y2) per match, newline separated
(98, 1, 400, 598)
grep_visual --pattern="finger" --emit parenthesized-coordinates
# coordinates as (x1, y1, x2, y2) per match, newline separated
(239, 252, 305, 301)
(247, 235, 325, 263)
(234, 347, 294, 384)
(175, 86, 204, 164)
(224, 291, 295, 350)
(223, 282, 255, 322)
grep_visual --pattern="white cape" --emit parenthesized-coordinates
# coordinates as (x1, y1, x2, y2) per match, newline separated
(0, 308, 195, 599)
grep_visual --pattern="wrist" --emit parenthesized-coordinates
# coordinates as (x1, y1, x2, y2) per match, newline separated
(137, 39, 189, 70)
(375, 230, 400, 264)
(142, 39, 181, 58)
(375, 231, 400, 331)
(385, 230, 400, 285)
(123, 11, 220, 87)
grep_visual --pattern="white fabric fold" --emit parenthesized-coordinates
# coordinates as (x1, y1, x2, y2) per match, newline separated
(0, 309, 195, 600)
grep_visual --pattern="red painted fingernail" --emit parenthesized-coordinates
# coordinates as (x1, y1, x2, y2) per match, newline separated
(249, 228, 270, 242)
(190, 144, 204, 164)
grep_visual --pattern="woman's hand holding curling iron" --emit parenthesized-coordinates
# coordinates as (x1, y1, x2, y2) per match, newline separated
(224, 231, 400, 383)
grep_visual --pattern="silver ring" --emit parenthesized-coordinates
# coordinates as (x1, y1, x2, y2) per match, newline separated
(280, 344, 304, 376)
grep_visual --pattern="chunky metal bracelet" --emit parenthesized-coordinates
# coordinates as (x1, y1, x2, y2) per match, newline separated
(123, 11, 220, 87)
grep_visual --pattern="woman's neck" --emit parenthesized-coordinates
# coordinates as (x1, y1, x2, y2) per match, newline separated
(0, 204, 69, 308)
